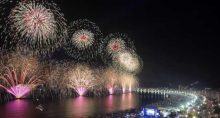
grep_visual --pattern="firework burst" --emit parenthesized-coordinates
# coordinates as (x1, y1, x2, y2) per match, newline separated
(0, 66, 43, 99)
(107, 38, 126, 55)
(1, 0, 67, 54)
(0, 52, 43, 99)
(71, 30, 95, 50)
(65, 19, 103, 62)
(113, 50, 142, 74)
(65, 64, 97, 96)
(101, 33, 135, 65)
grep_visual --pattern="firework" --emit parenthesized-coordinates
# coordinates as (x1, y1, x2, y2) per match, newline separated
(65, 64, 97, 96)
(107, 38, 126, 55)
(0, 66, 43, 98)
(3, 0, 67, 54)
(65, 19, 103, 62)
(119, 74, 138, 93)
(0, 52, 43, 99)
(71, 30, 95, 50)
(101, 33, 135, 65)
(112, 50, 142, 74)
(103, 68, 120, 94)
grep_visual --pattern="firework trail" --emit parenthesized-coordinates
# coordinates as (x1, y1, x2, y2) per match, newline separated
(65, 19, 103, 62)
(65, 64, 97, 96)
(0, 52, 43, 98)
(103, 68, 120, 94)
(119, 74, 138, 93)
(1, 0, 67, 55)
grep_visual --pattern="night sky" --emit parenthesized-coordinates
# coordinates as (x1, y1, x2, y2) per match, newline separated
(2, 0, 220, 89)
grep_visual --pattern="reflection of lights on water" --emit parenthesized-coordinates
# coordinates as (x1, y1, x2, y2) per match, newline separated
(6, 100, 29, 109)
(4, 100, 31, 118)
(105, 95, 114, 109)
(66, 93, 139, 117)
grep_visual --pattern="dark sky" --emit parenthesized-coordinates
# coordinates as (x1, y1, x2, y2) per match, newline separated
(56, 0, 219, 89)
(2, 0, 219, 89)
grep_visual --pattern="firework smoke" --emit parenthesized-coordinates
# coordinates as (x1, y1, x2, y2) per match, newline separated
(113, 50, 142, 74)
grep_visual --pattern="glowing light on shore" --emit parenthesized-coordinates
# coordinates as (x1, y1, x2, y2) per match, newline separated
(76, 87, 87, 96)
(103, 68, 120, 95)
(108, 87, 114, 95)
(122, 88, 126, 94)
(66, 65, 97, 96)
(120, 74, 138, 94)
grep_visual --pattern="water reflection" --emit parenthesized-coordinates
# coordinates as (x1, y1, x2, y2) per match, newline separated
(0, 100, 34, 118)
(0, 93, 163, 118)
(66, 93, 139, 117)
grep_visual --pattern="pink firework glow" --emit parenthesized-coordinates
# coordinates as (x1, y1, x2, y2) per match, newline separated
(119, 74, 138, 94)
(80, 34, 89, 42)
(0, 66, 43, 99)
(122, 87, 126, 94)
(103, 68, 120, 95)
(76, 87, 87, 96)
(109, 41, 121, 51)
(66, 65, 97, 96)
(107, 38, 125, 55)
(128, 86, 132, 93)
(6, 85, 31, 99)
(108, 87, 114, 95)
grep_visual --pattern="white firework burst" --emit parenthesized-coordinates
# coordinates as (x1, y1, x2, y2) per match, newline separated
(4, 0, 67, 54)
(114, 50, 141, 74)
(71, 30, 94, 50)
(9, 1, 57, 42)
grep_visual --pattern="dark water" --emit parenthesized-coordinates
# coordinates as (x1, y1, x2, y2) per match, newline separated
(0, 93, 164, 118)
